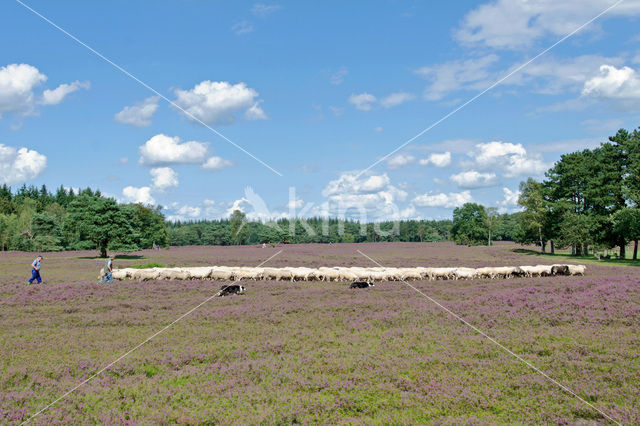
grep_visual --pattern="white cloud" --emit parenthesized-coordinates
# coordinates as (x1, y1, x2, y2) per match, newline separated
(348, 93, 376, 111)
(416, 55, 499, 100)
(582, 64, 640, 100)
(244, 101, 267, 120)
(202, 156, 233, 171)
(251, 3, 282, 17)
(122, 186, 155, 205)
(374, 126, 383, 132)
(177, 205, 202, 218)
(450, 170, 498, 188)
(322, 172, 408, 219)
(0, 143, 47, 185)
(232, 20, 254, 35)
(509, 55, 622, 95)
(471, 141, 548, 178)
(0, 64, 89, 118)
(114, 96, 159, 127)
(455, 0, 640, 50)
(380, 92, 415, 108)
(150, 167, 179, 190)
(0, 63, 47, 117)
(41, 80, 89, 105)
(139, 134, 209, 166)
(499, 187, 521, 207)
(418, 151, 451, 167)
(413, 191, 473, 208)
(173, 80, 264, 125)
(386, 154, 415, 169)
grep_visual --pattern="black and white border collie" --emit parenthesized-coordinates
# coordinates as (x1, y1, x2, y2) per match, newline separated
(349, 281, 375, 289)
(218, 284, 245, 296)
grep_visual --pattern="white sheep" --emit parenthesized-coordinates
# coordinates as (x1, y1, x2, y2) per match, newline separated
(454, 267, 476, 280)
(568, 264, 586, 276)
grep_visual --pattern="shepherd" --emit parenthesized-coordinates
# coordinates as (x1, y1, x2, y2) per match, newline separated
(27, 255, 43, 285)
(99, 255, 115, 284)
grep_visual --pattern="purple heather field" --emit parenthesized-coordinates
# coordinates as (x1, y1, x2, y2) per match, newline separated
(0, 242, 639, 424)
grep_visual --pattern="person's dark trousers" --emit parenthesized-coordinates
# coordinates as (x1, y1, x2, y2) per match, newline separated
(28, 269, 42, 284)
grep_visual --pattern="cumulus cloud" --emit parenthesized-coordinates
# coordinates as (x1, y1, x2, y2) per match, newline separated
(0, 143, 47, 185)
(0, 63, 47, 117)
(41, 81, 89, 105)
(499, 187, 521, 207)
(455, 0, 640, 50)
(173, 81, 265, 125)
(139, 134, 208, 166)
(418, 151, 451, 167)
(176, 205, 202, 218)
(471, 141, 548, 178)
(582, 64, 640, 100)
(0, 64, 89, 119)
(348, 93, 376, 111)
(114, 96, 159, 127)
(386, 154, 415, 169)
(150, 167, 179, 190)
(122, 186, 155, 205)
(450, 170, 497, 188)
(380, 92, 415, 108)
(202, 156, 233, 171)
(413, 190, 473, 208)
(244, 101, 267, 120)
(321, 172, 408, 220)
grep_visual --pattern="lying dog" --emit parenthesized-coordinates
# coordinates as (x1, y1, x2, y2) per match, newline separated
(349, 281, 374, 289)
(218, 284, 245, 296)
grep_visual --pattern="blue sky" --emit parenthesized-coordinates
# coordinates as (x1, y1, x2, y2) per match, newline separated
(1, 0, 640, 222)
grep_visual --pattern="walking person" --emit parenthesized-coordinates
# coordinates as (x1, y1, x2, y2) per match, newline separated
(27, 255, 43, 285)
(100, 255, 115, 284)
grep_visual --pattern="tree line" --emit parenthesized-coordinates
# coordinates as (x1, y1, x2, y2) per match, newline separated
(450, 127, 640, 259)
(3, 127, 637, 257)
(0, 185, 167, 257)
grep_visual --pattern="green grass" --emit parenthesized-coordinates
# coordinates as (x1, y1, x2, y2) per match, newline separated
(512, 248, 640, 267)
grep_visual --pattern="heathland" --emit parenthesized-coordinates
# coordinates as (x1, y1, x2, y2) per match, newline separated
(1, 242, 638, 424)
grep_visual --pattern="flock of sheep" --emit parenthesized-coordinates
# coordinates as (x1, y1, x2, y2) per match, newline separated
(104, 264, 585, 282)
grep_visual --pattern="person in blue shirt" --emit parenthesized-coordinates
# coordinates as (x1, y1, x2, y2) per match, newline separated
(28, 256, 43, 285)
(99, 255, 115, 284)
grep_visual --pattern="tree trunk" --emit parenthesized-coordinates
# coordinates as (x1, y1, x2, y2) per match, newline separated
(634, 240, 638, 260)
(100, 246, 107, 258)
(550, 240, 555, 254)
(571, 245, 576, 256)
(620, 238, 626, 259)
(584, 244, 588, 256)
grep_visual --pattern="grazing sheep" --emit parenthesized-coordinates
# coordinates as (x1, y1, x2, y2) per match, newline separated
(475, 267, 497, 279)
(551, 264, 570, 276)
(349, 281, 374, 289)
(431, 267, 456, 280)
(218, 284, 245, 296)
(568, 264, 586, 276)
(454, 267, 476, 280)
(105, 263, 581, 283)
(211, 267, 235, 281)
